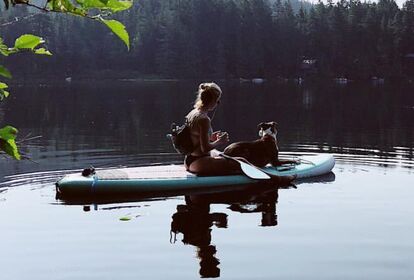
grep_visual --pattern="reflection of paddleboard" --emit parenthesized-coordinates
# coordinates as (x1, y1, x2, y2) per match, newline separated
(56, 154, 335, 196)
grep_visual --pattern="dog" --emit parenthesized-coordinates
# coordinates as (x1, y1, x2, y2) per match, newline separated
(223, 121, 296, 168)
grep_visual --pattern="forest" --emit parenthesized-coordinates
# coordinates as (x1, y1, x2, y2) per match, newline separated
(1, 0, 414, 81)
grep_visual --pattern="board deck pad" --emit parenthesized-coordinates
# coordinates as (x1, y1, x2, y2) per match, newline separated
(96, 165, 195, 180)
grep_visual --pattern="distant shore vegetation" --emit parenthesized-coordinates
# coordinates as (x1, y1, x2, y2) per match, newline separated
(2, 0, 414, 81)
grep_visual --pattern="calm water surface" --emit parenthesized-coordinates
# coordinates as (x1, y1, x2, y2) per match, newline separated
(0, 81, 413, 279)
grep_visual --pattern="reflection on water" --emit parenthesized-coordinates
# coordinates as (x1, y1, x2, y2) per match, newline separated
(171, 198, 225, 278)
(54, 175, 331, 278)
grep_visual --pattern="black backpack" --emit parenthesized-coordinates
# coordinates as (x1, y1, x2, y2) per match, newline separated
(168, 119, 194, 155)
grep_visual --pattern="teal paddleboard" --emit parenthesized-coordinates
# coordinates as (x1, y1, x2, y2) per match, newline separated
(56, 154, 335, 196)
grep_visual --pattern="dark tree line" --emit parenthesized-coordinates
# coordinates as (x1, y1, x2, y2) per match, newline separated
(2, 0, 414, 80)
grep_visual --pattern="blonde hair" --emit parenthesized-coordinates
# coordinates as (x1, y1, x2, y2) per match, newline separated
(194, 82, 222, 109)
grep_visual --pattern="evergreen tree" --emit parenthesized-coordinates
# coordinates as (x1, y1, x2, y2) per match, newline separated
(3, 0, 414, 80)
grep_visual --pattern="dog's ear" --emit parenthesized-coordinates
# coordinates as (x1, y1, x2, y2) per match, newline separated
(257, 122, 265, 129)
(271, 121, 278, 127)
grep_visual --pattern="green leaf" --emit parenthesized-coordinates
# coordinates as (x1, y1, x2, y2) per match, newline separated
(0, 39, 14, 57)
(0, 126, 20, 160)
(80, 0, 106, 9)
(49, 0, 87, 16)
(101, 19, 130, 50)
(0, 37, 9, 56)
(34, 48, 53, 56)
(0, 47, 18, 57)
(0, 82, 10, 100)
(14, 34, 44, 50)
(0, 82, 8, 89)
(0, 49, 8, 56)
(0, 89, 9, 100)
(11, 35, 52, 56)
(0, 65, 12, 79)
(0, 139, 21, 160)
(81, 0, 132, 12)
(107, 0, 133, 12)
(0, 125, 18, 141)
(119, 216, 132, 221)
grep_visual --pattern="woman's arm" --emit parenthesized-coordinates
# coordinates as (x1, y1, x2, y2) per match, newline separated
(198, 118, 228, 153)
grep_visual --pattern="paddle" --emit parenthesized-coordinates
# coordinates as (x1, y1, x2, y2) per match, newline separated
(218, 153, 271, 180)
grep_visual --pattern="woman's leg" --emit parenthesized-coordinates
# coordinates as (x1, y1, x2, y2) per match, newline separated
(188, 156, 240, 176)
(188, 156, 296, 185)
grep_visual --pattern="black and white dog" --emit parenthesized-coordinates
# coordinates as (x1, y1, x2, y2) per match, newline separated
(223, 121, 297, 168)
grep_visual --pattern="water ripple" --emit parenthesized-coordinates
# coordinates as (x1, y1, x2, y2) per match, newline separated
(0, 152, 183, 190)
(285, 144, 414, 169)
(1, 147, 413, 192)
(0, 169, 76, 190)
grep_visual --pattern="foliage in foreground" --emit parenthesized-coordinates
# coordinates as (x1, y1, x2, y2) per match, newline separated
(0, 0, 132, 159)
(0, 34, 51, 159)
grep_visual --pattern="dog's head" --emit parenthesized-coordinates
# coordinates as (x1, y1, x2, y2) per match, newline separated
(258, 121, 278, 139)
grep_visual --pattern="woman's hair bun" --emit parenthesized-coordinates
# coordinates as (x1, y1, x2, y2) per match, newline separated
(194, 82, 222, 109)
(199, 83, 209, 91)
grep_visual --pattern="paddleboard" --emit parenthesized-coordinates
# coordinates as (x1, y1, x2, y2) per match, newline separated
(56, 154, 335, 196)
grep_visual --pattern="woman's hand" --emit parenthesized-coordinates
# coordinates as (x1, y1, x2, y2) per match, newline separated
(210, 131, 222, 142)
(215, 131, 229, 145)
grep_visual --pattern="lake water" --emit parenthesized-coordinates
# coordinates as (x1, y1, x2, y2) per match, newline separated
(0, 80, 413, 279)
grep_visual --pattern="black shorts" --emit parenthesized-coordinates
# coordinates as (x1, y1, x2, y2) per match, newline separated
(185, 154, 210, 168)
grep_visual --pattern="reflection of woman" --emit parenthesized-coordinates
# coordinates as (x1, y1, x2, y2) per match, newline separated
(171, 199, 226, 278)
(170, 187, 279, 278)
(184, 82, 295, 184)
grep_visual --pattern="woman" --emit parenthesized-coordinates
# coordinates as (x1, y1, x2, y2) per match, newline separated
(184, 82, 234, 175)
(184, 82, 295, 185)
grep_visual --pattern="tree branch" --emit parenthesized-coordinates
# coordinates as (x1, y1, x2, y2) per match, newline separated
(1, 1, 100, 23)
(24, 2, 49, 12)
(0, 14, 40, 27)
